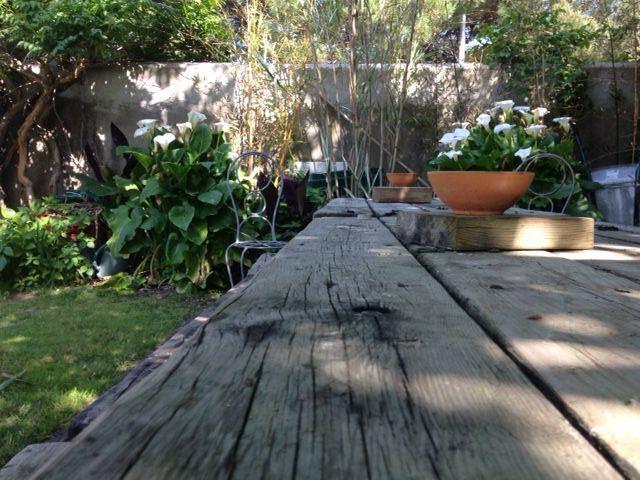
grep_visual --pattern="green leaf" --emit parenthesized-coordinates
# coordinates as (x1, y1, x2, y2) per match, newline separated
(189, 124, 212, 158)
(168, 204, 195, 231)
(140, 208, 165, 231)
(0, 255, 7, 272)
(140, 178, 162, 201)
(184, 219, 208, 245)
(75, 173, 118, 196)
(1, 206, 16, 219)
(197, 189, 223, 205)
(106, 205, 143, 256)
(116, 146, 153, 171)
(165, 233, 189, 265)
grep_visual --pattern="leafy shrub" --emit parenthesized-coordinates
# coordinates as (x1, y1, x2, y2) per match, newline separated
(0, 200, 95, 291)
(82, 114, 253, 292)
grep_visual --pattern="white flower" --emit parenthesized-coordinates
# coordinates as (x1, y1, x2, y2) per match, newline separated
(532, 107, 549, 121)
(134, 119, 158, 138)
(453, 128, 470, 141)
(153, 132, 176, 151)
(213, 122, 231, 133)
(187, 111, 207, 128)
(513, 106, 530, 113)
(176, 122, 192, 140)
(452, 121, 470, 129)
(493, 123, 514, 135)
(525, 125, 547, 137)
(439, 132, 459, 147)
(442, 150, 463, 160)
(514, 147, 532, 162)
(495, 100, 515, 112)
(553, 116, 573, 132)
(476, 113, 491, 129)
(488, 106, 502, 118)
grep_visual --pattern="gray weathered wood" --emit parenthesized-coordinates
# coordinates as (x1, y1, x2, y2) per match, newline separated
(313, 198, 370, 218)
(417, 250, 640, 478)
(395, 210, 594, 251)
(372, 186, 432, 203)
(33, 218, 619, 479)
(0, 443, 68, 480)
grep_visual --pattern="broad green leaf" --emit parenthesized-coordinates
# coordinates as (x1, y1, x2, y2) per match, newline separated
(184, 219, 208, 246)
(116, 146, 153, 171)
(0, 255, 7, 271)
(165, 233, 189, 265)
(140, 208, 165, 231)
(189, 124, 212, 158)
(140, 178, 162, 201)
(106, 205, 143, 256)
(197, 189, 223, 205)
(168, 204, 195, 231)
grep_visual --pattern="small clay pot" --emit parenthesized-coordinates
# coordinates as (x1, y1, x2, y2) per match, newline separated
(386, 173, 418, 187)
(427, 171, 534, 216)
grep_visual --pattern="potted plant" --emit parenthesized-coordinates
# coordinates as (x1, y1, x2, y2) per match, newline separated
(427, 100, 575, 215)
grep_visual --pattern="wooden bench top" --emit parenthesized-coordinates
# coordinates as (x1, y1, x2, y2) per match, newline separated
(29, 199, 639, 479)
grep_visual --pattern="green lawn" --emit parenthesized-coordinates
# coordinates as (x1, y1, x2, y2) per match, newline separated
(0, 287, 211, 465)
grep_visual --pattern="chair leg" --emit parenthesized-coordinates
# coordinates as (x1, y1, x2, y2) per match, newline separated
(225, 244, 235, 287)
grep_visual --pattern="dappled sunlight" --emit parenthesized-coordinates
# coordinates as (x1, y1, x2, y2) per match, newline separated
(53, 388, 97, 413)
(1, 335, 28, 345)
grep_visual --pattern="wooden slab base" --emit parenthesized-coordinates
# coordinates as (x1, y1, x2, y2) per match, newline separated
(395, 210, 594, 251)
(372, 186, 432, 203)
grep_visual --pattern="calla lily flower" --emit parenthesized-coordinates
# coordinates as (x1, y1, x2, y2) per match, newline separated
(176, 122, 192, 141)
(134, 119, 158, 138)
(188, 111, 207, 128)
(442, 150, 463, 160)
(476, 114, 491, 130)
(439, 132, 459, 147)
(453, 128, 470, 141)
(452, 121, 470, 129)
(525, 125, 546, 137)
(553, 116, 572, 132)
(153, 132, 176, 151)
(532, 107, 549, 122)
(213, 122, 232, 133)
(493, 123, 514, 135)
(514, 147, 532, 162)
(513, 106, 530, 113)
(495, 100, 515, 112)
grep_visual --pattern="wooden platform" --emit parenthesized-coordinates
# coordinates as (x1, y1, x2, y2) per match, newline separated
(372, 186, 432, 203)
(395, 209, 594, 251)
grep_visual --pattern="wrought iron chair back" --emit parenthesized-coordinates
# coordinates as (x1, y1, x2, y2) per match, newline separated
(227, 151, 284, 242)
(225, 151, 286, 286)
(516, 152, 576, 214)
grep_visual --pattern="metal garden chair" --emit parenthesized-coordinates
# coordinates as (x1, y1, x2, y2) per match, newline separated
(516, 152, 576, 214)
(224, 151, 287, 286)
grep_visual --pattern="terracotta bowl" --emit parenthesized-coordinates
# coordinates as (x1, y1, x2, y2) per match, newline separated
(386, 173, 418, 187)
(427, 171, 535, 216)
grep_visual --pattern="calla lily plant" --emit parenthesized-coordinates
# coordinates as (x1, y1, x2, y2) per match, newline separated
(429, 99, 575, 172)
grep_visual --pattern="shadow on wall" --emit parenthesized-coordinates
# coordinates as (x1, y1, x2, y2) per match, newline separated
(1, 62, 502, 206)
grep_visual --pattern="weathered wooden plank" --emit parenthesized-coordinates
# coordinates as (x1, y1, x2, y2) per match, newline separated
(556, 241, 640, 284)
(33, 218, 619, 479)
(596, 229, 640, 246)
(372, 186, 432, 203)
(313, 198, 370, 218)
(417, 250, 640, 478)
(0, 443, 67, 480)
(395, 210, 594, 251)
(365, 200, 423, 218)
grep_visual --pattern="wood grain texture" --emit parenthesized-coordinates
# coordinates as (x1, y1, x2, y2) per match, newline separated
(395, 210, 594, 251)
(0, 443, 67, 480)
(372, 186, 432, 203)
(32, 218, 619, 479)
(417, 250, 640, 478)
(313, 198, 371, 218)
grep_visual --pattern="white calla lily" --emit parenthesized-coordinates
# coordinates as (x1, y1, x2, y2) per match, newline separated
(439, 132, 458, 147)
(176, 122, 192, 140)
(525, 125, 546, 137)
(442, 150, 463, 160)
(187, 111, 207, 128)
(134, 119, 158, 138)
(453, 128, 470, 141)
(553, 116, 572, 132)
(153, 132, 176, 151)
(137, 119, 158, 128)
(476, 113, 491, 130)
(532, 107, 549, 122)
(493, 123, 514, 135)
(514, 147, 532, 162)
(213, 122, 231, 133)
(495, 100, 515, 112)
(513, 106, 530, 113)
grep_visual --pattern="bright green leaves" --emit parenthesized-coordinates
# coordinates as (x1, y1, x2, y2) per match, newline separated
(140, 178, 162, 201)
(189, 124, 213, 159)
(184, 219, 208, 245)
(197, 188, 223, 205)
(168, 204, 195, 231)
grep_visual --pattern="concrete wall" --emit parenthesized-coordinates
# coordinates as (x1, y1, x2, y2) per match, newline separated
(580, 62, 640, 169)
(2, 62, 503, 205)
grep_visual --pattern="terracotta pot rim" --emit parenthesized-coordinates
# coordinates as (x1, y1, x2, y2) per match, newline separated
(427, 170, 534, 176)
